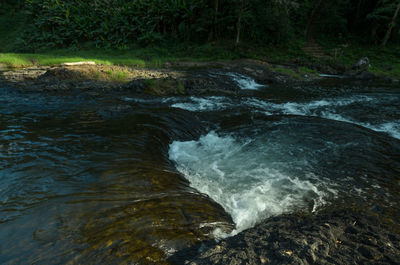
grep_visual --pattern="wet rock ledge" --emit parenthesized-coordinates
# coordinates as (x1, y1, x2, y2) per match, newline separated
(0, 60, 328, 95)
(169, 209, 400, 265)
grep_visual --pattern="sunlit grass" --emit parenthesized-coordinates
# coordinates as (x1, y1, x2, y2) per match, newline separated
(104, 68, 130, 82)
(0, 52, 148, 68)
(0, 44, 238, 69)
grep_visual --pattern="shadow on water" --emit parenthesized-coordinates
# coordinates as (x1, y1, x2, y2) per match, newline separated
(0, 88, 233, 264)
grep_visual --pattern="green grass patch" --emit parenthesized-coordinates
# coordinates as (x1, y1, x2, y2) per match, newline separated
(272, 67, 302, 79)
(343, 45, 400, 78)
(0, 43, 240, 69)
(298, 66, 318, 75)
(1, 44, 399, 79)
(369, 64, 400, 79)
(0, 41, 308, 69)
(0, 51, 148, 68)
(104, 68, 130, 82)
(318, 40, 400, 78)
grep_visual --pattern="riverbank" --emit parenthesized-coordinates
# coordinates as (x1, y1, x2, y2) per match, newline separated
(1, 40, 400, 79)
(1, 57, 398, 96)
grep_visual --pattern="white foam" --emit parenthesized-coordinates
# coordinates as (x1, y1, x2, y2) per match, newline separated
(242, 97, 400, 139)
(122, 97, 173, 104)
(209, 72, 265, 90)
(169, 131, 330, 236)
(319, 73, 346, 78)
(168, 95, 400, 139)
(360, 121, 400, 139)
(171, 96, 232, 112)
(243, 96, 375, 115)
(226, 72, 265, 90)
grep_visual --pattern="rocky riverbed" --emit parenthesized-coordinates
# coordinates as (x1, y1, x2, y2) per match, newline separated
(1, 59, 399, 265)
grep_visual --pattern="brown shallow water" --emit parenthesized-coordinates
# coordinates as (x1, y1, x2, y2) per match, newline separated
(1, 80, 400, 264)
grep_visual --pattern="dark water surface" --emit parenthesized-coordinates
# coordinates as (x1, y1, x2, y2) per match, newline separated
(1, 81, 400, 264)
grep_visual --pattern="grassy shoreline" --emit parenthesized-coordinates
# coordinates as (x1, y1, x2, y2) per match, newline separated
(0, 44, 242, 68)
(0, 44, 399, 79)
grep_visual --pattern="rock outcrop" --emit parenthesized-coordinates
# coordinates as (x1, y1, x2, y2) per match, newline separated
(169, 209, 400, 265)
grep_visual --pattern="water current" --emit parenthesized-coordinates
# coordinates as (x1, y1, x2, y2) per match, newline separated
(1, 74, 400, 264)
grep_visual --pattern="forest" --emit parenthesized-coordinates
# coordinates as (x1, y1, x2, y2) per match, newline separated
(1, 0, 400, 50)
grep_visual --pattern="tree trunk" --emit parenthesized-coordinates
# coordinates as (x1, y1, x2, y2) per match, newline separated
(235, 0, 244, 46)
(382, 1, 400, 46)
(305, 0, 325, 41)
(356, 0, 363, 21)
(353, 0, 364, 31)
(214, 0, 219, 40)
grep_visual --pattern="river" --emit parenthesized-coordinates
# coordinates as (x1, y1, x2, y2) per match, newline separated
(1, 74, 399, 264)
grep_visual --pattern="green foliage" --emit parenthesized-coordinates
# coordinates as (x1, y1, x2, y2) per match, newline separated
(367, 0, 399, 21)
(0, 11, 26, 52)
(317, 0, 351, 38)
(1, 0, 399, 54)
(19, 0, 326, 50)
(21, 0, 211, 50)
(0, 0, 25, 15)
(242, 0, 297, 44)
(366, 0, 400, 43)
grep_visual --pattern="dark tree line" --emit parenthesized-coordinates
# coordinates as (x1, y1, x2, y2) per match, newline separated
(0, 0, 24, 14)
(2, 0, 400, 49)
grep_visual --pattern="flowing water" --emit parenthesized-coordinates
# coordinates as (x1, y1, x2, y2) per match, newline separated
(1, 75, 400, 264)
